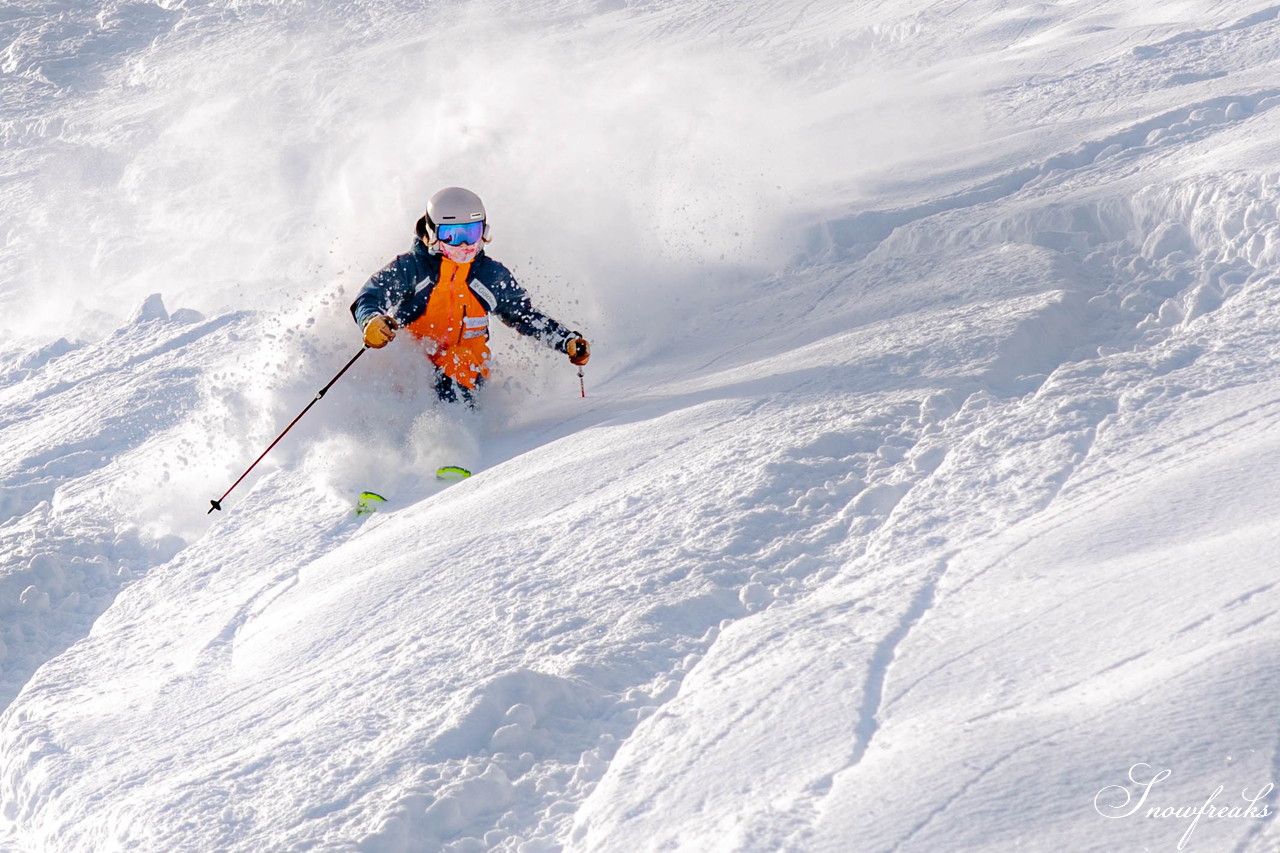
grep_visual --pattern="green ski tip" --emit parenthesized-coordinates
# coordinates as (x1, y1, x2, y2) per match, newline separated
(436, 466, 472, 482)
(356, 491, 387, 516)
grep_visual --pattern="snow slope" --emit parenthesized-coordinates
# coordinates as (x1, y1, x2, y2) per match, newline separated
(4, 0, 1280, 851)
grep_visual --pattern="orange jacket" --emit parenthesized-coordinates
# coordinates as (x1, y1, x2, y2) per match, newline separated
(351, 244, 575, 390)
(403, 257, 491, 387)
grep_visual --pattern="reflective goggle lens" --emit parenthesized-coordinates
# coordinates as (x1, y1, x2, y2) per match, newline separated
(437, 221, 485, 246)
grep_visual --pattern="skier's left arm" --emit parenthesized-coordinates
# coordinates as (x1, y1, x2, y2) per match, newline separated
(485, 261, 590, 364)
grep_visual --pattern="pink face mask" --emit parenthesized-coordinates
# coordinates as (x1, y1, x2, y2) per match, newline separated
(439, 240, 481, 263)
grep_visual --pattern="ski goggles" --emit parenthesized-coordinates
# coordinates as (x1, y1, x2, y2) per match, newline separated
(436, 221, 485, 246)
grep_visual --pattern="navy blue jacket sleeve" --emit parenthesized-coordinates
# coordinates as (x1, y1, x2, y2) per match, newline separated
(479, 257, 577, 351)
(350, 252, 421, 329)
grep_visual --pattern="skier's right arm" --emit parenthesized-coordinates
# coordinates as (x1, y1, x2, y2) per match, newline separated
(350, 254, 418, 346)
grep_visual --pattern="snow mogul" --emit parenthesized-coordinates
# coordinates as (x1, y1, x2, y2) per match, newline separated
(350, 186, 590, 406)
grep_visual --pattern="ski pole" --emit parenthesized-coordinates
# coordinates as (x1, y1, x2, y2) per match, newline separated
(578, 365, 586, 398)
(208, 345, 369, 514)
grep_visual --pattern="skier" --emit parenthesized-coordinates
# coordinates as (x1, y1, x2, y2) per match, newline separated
(350, 186, 590, 407)
(210, 188, 589, 513)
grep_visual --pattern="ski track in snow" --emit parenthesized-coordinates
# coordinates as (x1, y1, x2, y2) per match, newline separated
(5, 0, 1280, 851)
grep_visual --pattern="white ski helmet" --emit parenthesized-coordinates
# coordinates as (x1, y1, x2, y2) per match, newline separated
(417, 186, 492, 244)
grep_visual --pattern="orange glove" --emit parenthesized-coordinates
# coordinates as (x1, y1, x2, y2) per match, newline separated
(363, 315, 397, 348)
(566, 335, 590, 366)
